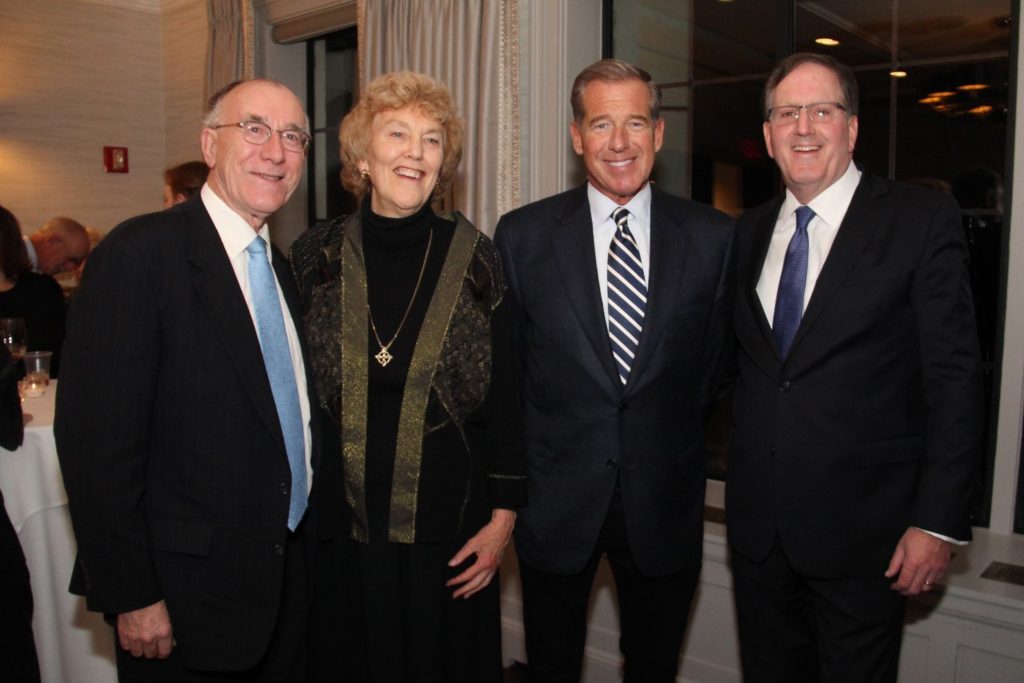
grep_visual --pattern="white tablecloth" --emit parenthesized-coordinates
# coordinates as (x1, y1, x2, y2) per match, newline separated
(0, 383, 117, 683)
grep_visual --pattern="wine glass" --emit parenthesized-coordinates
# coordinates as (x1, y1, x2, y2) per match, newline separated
(0, 318, 28, 361)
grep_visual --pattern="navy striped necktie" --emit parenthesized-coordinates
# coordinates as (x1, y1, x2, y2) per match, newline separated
(773, 205, 815, 359)
(607, 207, 647, 384)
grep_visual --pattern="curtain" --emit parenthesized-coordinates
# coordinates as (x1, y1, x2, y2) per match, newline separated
(205, 0, 255, 105)
(358, 0, 520, 235)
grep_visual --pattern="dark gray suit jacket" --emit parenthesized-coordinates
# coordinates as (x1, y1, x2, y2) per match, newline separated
(728, 171, 983, 578)
(55, 196, 320, 671)
(496, 184, 735, 576)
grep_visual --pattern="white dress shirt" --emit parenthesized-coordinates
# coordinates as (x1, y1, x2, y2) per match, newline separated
(589, 182, 652, 328)
(200, 184, 313, 493)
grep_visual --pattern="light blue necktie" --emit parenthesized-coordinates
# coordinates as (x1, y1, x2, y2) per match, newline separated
(247, 236, 307, 530)
(773, 205, 815, 359)
(607, 207, 648, 384)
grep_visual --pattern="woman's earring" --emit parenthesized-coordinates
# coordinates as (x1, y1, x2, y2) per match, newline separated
(360, 169, 371, 181)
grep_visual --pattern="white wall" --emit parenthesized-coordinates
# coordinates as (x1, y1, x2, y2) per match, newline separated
(0, 0, 167, 233)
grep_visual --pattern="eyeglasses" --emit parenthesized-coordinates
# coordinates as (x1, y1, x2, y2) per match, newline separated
(211, 120, 311, 153)
(767, 102, 847, 125)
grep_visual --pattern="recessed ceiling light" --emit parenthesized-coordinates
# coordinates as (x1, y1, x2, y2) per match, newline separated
(890, 69, 908, 78)
(918, 96, 942, 104)
(928, 91, 957, 98)
(958, 83, 989, 91)
(815, 37, 840, 47)
(968, 105, 993, 115)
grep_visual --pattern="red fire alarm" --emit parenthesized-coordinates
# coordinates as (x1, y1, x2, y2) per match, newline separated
(103, 146, 129, 173)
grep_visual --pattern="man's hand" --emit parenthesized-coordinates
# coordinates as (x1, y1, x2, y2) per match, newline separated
(446, 509, 516, 599)
(117, 599, 174, 659)
(884, 527, 951, 596)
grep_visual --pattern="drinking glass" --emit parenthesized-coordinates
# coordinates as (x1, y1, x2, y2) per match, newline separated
(0, 318, 28, 361)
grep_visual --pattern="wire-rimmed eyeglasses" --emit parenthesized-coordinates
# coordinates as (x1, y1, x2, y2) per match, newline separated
(767, 102, 848, 125)
(210, 120, 311, 153)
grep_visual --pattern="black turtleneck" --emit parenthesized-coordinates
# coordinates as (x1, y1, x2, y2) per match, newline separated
(362, 197, 455, 534)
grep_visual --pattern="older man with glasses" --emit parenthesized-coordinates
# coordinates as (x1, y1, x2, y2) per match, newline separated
(56, 79, 321, 682)
(727, 52, 983, 683)
(25, 216, 90, 276)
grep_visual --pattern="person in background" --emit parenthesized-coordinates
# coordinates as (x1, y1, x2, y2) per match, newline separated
(0, 205, 66, 377)
(0, 342, 41, 683)
(24, 216, 90, 276)
(163, 161, 210, 208)
(56, 79, 320, 682)
(728, 53, 983, 682)
(291, 70, 526, 683)
(495, 58, 735, 682)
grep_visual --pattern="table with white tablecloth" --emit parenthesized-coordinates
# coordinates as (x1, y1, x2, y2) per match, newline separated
(0, 382, 117, 683)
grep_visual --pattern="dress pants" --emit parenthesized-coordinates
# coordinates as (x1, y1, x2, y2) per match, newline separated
(731, 537, 907, 683)
(0, 498, 40, 683)
(518, 488, 700, 683)
(115, 525, 310, 683)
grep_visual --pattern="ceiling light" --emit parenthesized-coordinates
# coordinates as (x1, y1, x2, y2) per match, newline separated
(918, 96, 942, 104)
(958, 83, 989, 91)
(928, 91, 956, 98)
(890, 69, 908, 78)
(815, 38, 840, 47)
(968, 105, 993, 116)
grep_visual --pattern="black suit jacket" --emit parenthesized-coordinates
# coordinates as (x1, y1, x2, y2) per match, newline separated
(728, 171, 983, 578)
(55, 197, 320, 671)
(496, 185, 735, 576)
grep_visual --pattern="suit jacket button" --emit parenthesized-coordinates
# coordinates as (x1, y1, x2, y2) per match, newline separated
(279, 482, 289, 495)
(779, 381, 791, 392)
(273, 544, 285, 556)
(606, 459, 618, 468)
(617, 402, 629, 412)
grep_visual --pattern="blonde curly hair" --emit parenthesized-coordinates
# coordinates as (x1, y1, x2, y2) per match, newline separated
(339, 71, 465, 199)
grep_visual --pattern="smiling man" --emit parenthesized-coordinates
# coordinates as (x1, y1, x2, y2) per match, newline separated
(56, 79, 321, 682)
(728, 53, 983, 682)
(495, 59, 735, 682)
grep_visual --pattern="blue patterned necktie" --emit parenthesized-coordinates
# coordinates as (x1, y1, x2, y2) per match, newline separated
(607, 207, 648, 384)
(247, 236, 307, 530)
(773, 205, 815, 359)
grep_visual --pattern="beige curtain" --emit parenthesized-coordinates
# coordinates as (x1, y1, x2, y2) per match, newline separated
(358, 0, 520, 235)
(205, 0, 255, 105)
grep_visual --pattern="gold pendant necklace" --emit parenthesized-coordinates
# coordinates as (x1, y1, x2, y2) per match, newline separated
(367, 229, 434, 367)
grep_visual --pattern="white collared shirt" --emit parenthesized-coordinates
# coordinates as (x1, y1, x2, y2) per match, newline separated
(200, 184, 313, 494)
(589, 182, 652, 327)
(23, 237, 39, 273)
(756, 161, 861, 323)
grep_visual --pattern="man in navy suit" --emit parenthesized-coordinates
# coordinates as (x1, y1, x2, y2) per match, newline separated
(56, 79, 319, 682)
(496, 59, 735, 682)
(728, 53, 983, 682)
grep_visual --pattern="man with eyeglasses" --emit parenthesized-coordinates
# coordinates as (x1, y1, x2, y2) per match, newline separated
(56, 79, 321, 682)
(727, 53, 983, 682)
(26, 216, 90, 276)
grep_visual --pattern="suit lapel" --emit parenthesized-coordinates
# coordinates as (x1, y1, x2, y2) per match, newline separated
(788, 173, 888, 356)
(550, 189, 621, 387)
(625, 190, 687, 389)
(183, 201, 286, 453)
(745, 197, 783, 358)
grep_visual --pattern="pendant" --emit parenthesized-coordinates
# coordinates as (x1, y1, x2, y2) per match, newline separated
(375, 346, 393, 367)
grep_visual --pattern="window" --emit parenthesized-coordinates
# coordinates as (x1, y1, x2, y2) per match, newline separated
(306, 27, 359, 225)
(612, 0, 1015, 527)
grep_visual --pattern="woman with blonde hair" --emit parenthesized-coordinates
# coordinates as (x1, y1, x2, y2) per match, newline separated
(291, 71, 525, 682)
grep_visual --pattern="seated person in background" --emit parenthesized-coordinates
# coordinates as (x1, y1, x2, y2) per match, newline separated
(0, 205, 66, 377)
(0, 342, 41, 683)
(163, 160, 209, 207)
(24, 216, 90, 276)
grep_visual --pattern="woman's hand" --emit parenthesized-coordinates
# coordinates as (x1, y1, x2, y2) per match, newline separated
(445, 508, 516, 599)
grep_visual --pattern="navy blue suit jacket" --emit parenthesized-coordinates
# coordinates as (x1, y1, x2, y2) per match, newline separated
(496, 185, 735, 576)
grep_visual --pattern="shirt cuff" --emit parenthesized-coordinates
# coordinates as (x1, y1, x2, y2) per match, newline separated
(915, 527, 969, 546)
